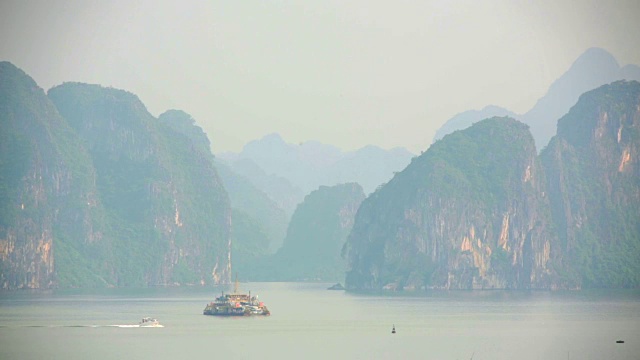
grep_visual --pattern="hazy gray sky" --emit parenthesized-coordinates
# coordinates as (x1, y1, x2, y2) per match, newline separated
(1, 0, 639, 153)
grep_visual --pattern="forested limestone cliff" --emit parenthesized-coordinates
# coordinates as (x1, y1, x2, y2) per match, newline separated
(0, 62, 99, 289)
(541, 80, 640, 288)
(48, 83, 232, 287)
(0, 62, 233, 289)
(344, 117, 557, 290)
(345, 81, 640, 291)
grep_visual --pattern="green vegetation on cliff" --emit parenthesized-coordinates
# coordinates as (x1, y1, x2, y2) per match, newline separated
(422, 118, 537, 207)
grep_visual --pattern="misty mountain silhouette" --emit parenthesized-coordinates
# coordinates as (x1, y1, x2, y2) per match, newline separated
(432, 47, 640, 151)
(217, 133, 414, 204)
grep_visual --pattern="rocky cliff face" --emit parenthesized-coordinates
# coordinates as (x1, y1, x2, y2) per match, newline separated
(155, 109, 232, 285)
(344, 118, 557, 290)
(46, 84, 232, 286)
(541, 80, 640, 288)
(0, 62, 100, 289)
(346, 82, 640, 291)
(0, 63, 270, 289)
(25, 83, 231, 286)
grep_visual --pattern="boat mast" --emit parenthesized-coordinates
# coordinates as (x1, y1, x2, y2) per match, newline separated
(234, 273, 239, 294)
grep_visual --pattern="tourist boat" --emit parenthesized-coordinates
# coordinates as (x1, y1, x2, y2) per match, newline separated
(203, 277, 270, 317)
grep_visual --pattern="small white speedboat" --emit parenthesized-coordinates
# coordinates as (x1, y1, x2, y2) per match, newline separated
(139, 317, 163, 327)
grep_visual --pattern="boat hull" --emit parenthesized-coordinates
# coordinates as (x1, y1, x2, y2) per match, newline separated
(203, 304, 270, 317)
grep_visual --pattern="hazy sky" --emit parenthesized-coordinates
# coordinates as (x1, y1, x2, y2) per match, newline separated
(1, 0, 639, 153)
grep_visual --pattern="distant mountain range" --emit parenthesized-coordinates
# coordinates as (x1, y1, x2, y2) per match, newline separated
(2, 51, 638, 291)
(433, 48, 640, 151)
(218, 134, 414, 216)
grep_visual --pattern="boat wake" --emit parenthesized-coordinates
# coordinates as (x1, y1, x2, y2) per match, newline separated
(1, 324, 164, 328)
(109, 324, 164, 328)
(1, 316, 163, 328)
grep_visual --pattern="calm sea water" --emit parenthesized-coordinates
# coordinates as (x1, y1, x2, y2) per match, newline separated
(0, 283, 638, 360)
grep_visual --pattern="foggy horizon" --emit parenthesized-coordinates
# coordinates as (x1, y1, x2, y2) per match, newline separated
(1, 0, 639, 154)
